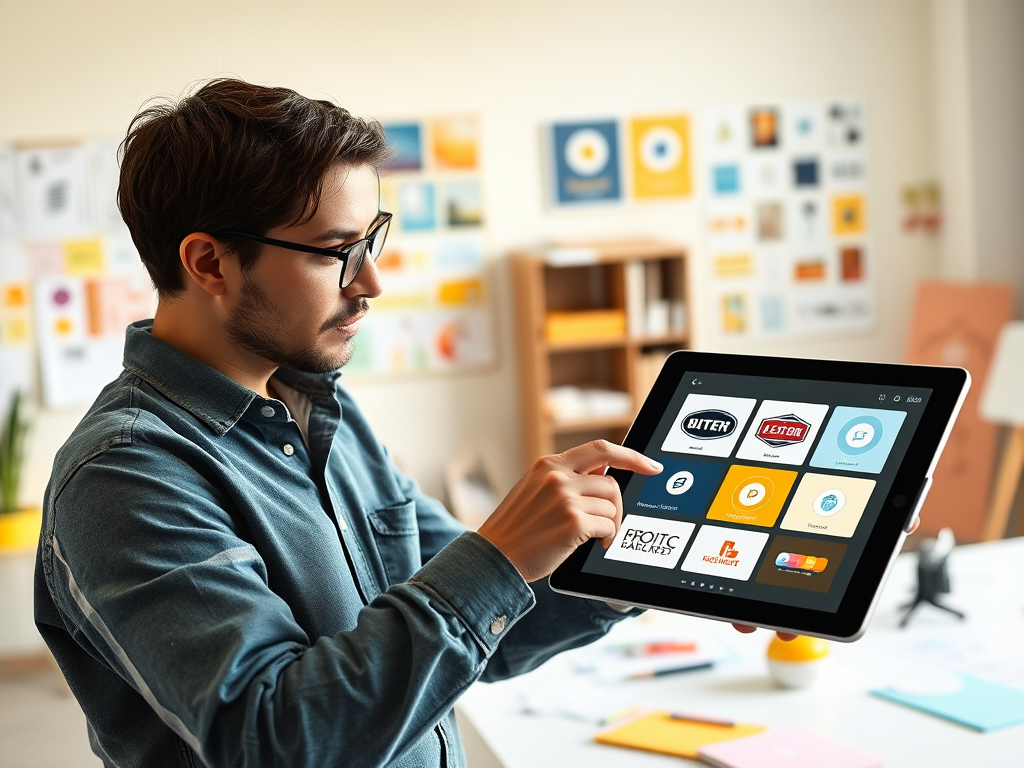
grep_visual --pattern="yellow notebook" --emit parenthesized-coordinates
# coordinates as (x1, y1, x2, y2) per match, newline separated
(595, 711, 765, 759)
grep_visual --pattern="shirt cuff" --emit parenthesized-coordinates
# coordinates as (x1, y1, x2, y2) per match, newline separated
(411, 531, 535, 655)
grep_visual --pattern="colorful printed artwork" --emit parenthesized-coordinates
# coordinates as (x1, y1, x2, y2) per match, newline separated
(357, 114, 494, 376)
(629, 115, 692, 199)
(701, 100, 872, 340)
(1, 140, 158, 408)
(549, 120, 622, 205)
(382, 123, 423, 172)
(431, 115, 479, 170)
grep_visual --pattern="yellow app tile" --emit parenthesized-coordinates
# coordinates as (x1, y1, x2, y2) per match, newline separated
(780, 472, 876, 538)
(707, 465, 798, 528)
(832, 194, 866, 235)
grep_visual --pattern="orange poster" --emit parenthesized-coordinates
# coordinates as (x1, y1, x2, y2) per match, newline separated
(905, 281, 1015, 542)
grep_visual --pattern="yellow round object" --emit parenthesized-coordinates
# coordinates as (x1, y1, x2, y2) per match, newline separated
(767, 634, 830, 662)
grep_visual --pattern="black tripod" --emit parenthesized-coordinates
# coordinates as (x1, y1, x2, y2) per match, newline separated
(899, 531, 965, 628)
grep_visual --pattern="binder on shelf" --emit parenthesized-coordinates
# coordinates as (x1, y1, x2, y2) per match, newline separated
(544, 310, 626, 344)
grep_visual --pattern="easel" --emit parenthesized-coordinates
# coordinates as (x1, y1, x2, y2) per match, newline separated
(981, 426, 1024, 542)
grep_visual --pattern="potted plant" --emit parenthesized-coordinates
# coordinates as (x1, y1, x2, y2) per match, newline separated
(0, 390, 38, 552)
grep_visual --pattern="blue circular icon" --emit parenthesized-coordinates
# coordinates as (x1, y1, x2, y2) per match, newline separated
(837, 415, 884, 455)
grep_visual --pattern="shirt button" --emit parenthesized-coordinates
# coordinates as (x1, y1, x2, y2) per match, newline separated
(490, 615, 507, 635)
(261, 406, 276, 418)
(282, 444, 295, 456)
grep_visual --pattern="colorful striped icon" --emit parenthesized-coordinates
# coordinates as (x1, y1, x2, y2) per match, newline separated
(775, 552, 828, 573)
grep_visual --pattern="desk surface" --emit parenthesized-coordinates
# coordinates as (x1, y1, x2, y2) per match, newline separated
(457, 538, 1024, 767)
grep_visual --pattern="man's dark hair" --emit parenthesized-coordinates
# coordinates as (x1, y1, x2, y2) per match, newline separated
(118, 78, 393, 296)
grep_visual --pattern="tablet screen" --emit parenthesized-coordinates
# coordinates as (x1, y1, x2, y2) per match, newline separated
(581, 371, 933, 613)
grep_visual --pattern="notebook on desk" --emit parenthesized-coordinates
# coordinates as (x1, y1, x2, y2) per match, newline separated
(594, 710, 764, 759)
(698, 728, 882, 768)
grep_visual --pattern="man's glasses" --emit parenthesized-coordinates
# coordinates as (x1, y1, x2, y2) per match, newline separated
(212, 211, 392, 289)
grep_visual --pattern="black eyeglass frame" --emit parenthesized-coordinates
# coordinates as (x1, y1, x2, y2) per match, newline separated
(211, 210, 392, 289)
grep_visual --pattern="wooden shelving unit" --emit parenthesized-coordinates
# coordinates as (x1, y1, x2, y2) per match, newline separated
(511, 240, 691, 465)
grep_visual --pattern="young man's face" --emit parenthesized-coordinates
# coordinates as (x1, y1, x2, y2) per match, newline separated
(224, 163, 383, 372)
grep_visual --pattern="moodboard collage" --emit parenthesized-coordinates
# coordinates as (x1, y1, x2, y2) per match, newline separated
(543, 101, 873, 344)
(0, 142, 155, 410)
(701, 101, 872, 340)
(352, 115, 496, 376)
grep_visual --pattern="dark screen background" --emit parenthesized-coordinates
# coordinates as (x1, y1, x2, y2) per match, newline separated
(582, 371, 932, 612)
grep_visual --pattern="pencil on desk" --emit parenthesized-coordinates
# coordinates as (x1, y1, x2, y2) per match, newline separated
(668, 712, 736, 728)
(628, 661, 714, 679)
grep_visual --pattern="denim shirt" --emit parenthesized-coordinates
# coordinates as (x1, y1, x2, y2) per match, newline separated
(34, 320, 633, 768)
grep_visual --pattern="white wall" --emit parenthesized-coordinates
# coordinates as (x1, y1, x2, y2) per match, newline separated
(968, 0, 1024, 311)
(1, 0, 944, 501)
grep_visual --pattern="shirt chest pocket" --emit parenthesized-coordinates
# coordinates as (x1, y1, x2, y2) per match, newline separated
(368, 500, 421, 586)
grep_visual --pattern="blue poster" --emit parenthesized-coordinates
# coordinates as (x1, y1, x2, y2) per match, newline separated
(550, 120, 622, 205)
(382, 123, 423, 172)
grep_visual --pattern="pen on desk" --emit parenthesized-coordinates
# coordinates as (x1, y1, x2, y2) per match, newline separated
(624, 641, 698, 657)
(628, 661, 714, 679)
(668, 712, 736, 728)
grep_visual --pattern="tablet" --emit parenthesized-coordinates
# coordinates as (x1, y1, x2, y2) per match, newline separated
(549, 351, 970, 641)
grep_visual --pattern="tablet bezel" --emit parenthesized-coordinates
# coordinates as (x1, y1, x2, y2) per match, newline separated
(548, 350, 970, 641)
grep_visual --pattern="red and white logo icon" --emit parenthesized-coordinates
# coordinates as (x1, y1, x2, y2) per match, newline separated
(681, 526, 769, 581)
(737, 400, 828, 466)
(756, 414, 811, 448)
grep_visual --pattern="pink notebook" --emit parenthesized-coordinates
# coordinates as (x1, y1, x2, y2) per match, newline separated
(698, 728, 882, 768)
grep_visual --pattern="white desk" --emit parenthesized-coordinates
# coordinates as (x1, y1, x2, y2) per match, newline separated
(457, 538, 1024, 767)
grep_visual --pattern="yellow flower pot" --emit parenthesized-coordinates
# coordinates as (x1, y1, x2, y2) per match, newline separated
(0, 509, 42, 554)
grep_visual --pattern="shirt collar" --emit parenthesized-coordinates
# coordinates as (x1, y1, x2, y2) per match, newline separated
(122, 320, 342, 436)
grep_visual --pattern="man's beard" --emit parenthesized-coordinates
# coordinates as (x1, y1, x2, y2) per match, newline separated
(224, 273, 366, 373)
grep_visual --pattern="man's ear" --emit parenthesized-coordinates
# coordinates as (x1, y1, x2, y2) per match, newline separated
(179, 233, 229, 296)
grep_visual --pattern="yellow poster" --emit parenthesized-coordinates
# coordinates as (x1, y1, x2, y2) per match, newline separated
(64, 238, 105, 276)
(431, 115, 479, 170)
(630, 115, 692, 199)
(714, 254, 753, 279)
(832, 194, 866, 235)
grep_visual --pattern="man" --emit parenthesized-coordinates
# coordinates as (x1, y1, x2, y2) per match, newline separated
(34, 79, 776, 768)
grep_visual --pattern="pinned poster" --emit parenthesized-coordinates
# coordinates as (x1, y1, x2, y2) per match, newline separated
(397, 181, 436, 232)
(382, 123, 423, 172)
(443, 179, 483, 227)
(702, 106, 747, 158)
(16, 145, 92, 239)
(548, 120, 622, 205)
(431, 115, 479, 170)
(0, 281, 32, 346)
(629, 115, 692, 199)
(832, 194, 866, 235)
(64, 238, 105, 276)
(783, 103, 825, 151)
(827, 101, 865, 147)
(32, 273, 156, 407)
